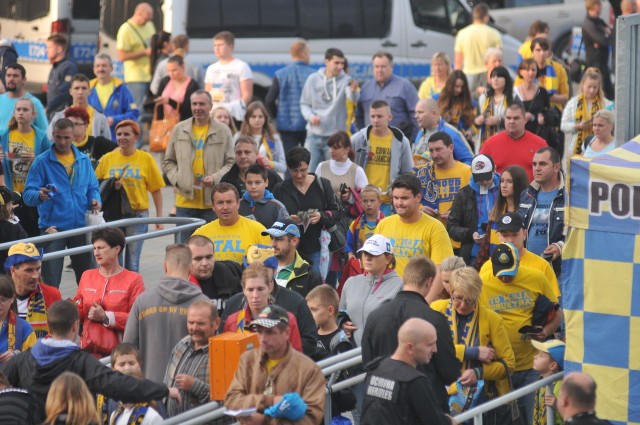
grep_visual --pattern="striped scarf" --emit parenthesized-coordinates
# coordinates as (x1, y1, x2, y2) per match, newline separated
(445, 300, 480, 370)
(574, 95, 603, 155)
(6, 310, 17, 351)
(111, 402, 149, 425)
(236, 303, 252, 333)
(96, 393, 109, 425)
(26, 286, 48, 338)
(537, 61, 558, 96)
(479, 95, 507, 144)
(261, 136, 275, 161)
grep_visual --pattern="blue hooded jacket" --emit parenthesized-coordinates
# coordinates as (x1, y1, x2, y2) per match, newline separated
(23, 144, 101, 231)
(88, 77, 140, 140)
(0, 126, 51, 192)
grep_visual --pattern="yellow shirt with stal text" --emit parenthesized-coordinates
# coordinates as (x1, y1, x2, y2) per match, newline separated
(96, 80, 115, 110)
(376, 213, 453, 276)
(176, 123, 208, 209)
(116, 19, 156, 82)
(192, 216, 270, 264)
(479, 265, 558, 371)
(365, 131, 393, 203)
(435, 161, 471, 249)
(7, 129, 36, 192)
(95, 148, 165, 210)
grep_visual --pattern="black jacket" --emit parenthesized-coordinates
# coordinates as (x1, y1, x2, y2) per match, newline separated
(361, 357, 451, 425)
(447, 185, 479, 263)
(220, 283, 318, 357)
(582, 15, 610, 68)
(156, 76, 200, 121)
(361, 291, 461, 412)
(221, 163, 282, 196)
(195, 259, 243, 316)
(0, 388, 45, 425)
(0, 344, 169, 406)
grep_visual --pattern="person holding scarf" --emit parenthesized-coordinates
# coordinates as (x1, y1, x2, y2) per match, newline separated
(236, 101, 286, 176)
(4, 242, 62, 339)
(475, 66, 518, 146)
(222, 262, 303, 352)
(447, 154, 500, 265)
(430, 267, 515, 410)
(561, 67, 612, 162)
(338, 234, 403, 347)
(0, 275, 36, 363)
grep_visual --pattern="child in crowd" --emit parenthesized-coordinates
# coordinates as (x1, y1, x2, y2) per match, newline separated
(346, 184, 384, 258)
(305, 285, 355, 418)
(211, 106, 238, 134)
(109, 369, 163, 425)
(532, 339, 565, 425)
(239, 164, 289, 229)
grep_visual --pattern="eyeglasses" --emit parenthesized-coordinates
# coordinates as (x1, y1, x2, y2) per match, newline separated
(290, 167, 308, 175)
(452, 295, 476, 305)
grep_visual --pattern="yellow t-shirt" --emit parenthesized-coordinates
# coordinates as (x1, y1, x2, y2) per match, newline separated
(265, 357, 283, 374)
(376, 213, 454, 276)
(176, 123, 208, 209)
(479, 265, 558, 371)
(418, 76, 441, 100)
(192, 216, 271, 264)
(435, 161, 471, 249)
(85, 106, 96, 139)
(7, 129, 36, 192)
(95, 148, 165, 210)
(518, 39, 533, 62)
(454, 24, 502, 75)
(365, 131, 393, 204)
(116, 19, 156, 82)
(55, 150, 75, 177)
(96, 79, 115, 110)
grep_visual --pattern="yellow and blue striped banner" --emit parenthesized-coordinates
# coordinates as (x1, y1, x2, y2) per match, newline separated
(564, 139, 640, 425)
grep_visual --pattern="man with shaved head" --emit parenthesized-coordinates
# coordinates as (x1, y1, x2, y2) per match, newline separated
(361, 318, 456, 425)
(557, 372, 611, 424)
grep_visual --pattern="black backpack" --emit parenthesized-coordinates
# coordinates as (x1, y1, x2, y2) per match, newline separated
(0, 42, 18, 84)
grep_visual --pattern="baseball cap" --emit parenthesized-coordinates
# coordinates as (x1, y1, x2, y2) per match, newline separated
(471, 154, 494, 183)
(244, 244, 276, 268)
(261, 219, 301, 238)
(250, 305, 290, 329)
(531, 339, 565, 370)
(497, 212, 526, 233)
(4, 242, 44, 272)
(0, 186, 20, 206)
(491, 242, 520, 278)
(358, 234, 393, 256)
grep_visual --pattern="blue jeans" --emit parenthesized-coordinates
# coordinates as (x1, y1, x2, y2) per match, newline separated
(40, 232, 94, 288)
(304, 134, 330, 173)
(128, 82, 149, 148)
(175, 207, 216, 243)
(120, 210, 148, 273)
(302, 250, 323, 280)
(512, 368, 538, 425)
(279, 130, 306, 153)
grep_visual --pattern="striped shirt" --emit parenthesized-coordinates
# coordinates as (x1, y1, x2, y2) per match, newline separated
(163, 335, 210, 416)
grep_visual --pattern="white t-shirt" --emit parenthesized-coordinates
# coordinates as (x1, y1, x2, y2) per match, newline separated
(111, 405, 163, 425)
(204, 58, 253, 120)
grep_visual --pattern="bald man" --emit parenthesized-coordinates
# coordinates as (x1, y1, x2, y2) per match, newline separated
(413, 99, 473, 165)
(557, 372, 612, 424)
(361, 318, 456, 425)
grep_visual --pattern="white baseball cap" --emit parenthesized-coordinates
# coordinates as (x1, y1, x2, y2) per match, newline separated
(358, 234, 393, 256)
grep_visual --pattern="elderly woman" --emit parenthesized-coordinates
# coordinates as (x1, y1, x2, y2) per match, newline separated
(95, 120, 165, 272)
(222, 262, 303, 352)
(73, 228, 145, 357)
(338, 234, 403, 347)
(431, 267, 515, 401)
(582, 109, 615, 158)
(472, 48, 504, 99)
(418, 52, 451, 99)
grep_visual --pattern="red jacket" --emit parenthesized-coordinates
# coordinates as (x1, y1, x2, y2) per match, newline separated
(224, 306, 303, 352)
(73, 268, 145, 332)
(35, 282, 62, 308)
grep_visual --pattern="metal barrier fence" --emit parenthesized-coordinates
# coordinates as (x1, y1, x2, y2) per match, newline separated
(0, 216, 206, 259)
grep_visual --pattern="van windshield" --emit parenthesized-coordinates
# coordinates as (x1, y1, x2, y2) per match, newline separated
(73, 0, 100, 19)
(0, 0, 50, 21)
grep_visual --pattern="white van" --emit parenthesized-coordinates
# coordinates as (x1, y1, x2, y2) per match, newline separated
(0, 0, 100, 96)
(101, 0, 522, 99)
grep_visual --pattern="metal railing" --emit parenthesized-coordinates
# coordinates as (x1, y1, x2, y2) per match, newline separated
(0, 216, 206, 259)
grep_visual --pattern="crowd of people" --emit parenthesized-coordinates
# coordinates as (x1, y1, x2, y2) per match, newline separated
(0, 0, 627, 424)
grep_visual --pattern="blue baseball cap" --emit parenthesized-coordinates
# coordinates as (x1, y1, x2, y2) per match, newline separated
(261, 219, 301, 238)
(532, 339, 565, 370)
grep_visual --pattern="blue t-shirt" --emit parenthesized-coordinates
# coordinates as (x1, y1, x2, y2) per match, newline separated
(527, 190, 557, 256)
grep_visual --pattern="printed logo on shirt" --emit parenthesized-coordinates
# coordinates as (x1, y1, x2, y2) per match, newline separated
(213, 239, 243, 254)
(366, 375, 399, 402)
(435, 177, 463, 203)
(370, 146, 391, 165)
(487, 290, 534, 312)
(388, 237, 424, 259)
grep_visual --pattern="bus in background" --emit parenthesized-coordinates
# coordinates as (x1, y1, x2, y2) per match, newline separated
(100, 0, 522, 101)
(0, 0, 100, 99)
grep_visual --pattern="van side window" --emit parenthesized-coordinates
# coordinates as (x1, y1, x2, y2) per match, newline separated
(410, 0, 464, 33)
(0, 0, 50, 20)
(186, 0, 391, 39)
(73, 0, 100, 19)
(484, 0, 562, 10)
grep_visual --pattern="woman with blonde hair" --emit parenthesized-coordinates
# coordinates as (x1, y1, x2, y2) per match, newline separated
(561, 67, 612, 160)
(582, 109, 615, 158)
(418, 52, 451, 99)
(211, 106, 238, 134)
(44, 372, 100, 425)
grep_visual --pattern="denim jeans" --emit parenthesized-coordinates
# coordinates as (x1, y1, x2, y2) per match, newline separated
(175, 207, 216, 243)
(304, 134, 330, 173)
(512, 368, 538, 425)
(128, 82, 149, 148)
(301, 250, 323, 280)
(280, 130, 306, 153)
(40, 232, 94, 288)
(120, 210, 149, 273)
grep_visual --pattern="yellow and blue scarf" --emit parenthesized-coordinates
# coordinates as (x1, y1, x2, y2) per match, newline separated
(27, 286, 49, 338)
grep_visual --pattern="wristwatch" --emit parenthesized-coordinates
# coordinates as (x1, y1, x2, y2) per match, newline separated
(102, 316, 109, 326)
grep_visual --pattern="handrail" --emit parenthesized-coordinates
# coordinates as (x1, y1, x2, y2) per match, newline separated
(454, 372, 564, 423)
(0, 217, 206, 260)
(159, 401, 221, 425)
(321, 355, 362, 376)
(316, 347, 361, 369)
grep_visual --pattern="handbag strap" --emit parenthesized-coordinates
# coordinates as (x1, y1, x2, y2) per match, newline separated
(495, 358, 515, 392)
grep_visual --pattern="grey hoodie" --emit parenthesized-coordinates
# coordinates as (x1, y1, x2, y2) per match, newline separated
(300, 68, 358, 136)
(339, 271, 403, 346)
(123, 276, 209, 383)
